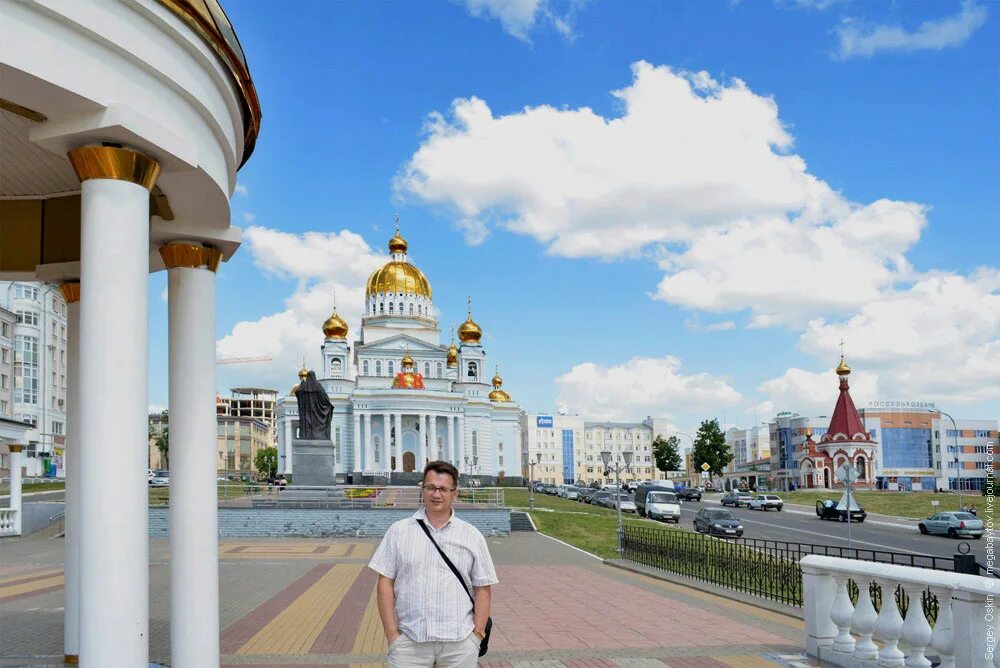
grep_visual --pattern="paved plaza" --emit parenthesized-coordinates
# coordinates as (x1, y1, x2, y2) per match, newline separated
(0, 531, 818, 667)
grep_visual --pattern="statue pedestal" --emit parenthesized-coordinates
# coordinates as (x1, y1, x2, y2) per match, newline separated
(291, 439, 336, 487)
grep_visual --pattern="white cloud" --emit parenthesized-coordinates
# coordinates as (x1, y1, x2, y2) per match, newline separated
(242, 212, 256, 223)
(758, 366, 880, 418)
(234, 183, 249, 197)
(215, 226, 386, 392)
(798, 269, 1000, 404)
(554, 355, 743, 421)
(834, 1, 988, 59)
(460, 0, 579, 41)
(398, 62, 927, 323)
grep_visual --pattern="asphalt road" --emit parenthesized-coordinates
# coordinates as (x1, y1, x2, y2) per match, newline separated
(671, 497, 992, 567)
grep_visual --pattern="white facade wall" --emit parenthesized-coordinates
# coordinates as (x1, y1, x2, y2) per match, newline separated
(0, 281, 68, 477)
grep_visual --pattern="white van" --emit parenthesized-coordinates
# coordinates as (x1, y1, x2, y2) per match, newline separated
(645, 490, 681, 523)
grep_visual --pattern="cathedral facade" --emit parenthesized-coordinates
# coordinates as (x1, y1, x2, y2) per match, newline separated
(275, 228, 522, 481)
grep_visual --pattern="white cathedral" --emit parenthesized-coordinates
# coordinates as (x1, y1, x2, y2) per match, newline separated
(275, 227, 523, 481)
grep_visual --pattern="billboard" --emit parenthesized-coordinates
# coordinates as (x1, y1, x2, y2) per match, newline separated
(536, 416, 553, 428)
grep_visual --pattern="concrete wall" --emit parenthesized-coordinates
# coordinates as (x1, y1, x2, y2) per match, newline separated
(149, 507, 510, 537)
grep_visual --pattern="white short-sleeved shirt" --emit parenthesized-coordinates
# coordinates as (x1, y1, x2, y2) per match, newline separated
(368, 507, 498, 642)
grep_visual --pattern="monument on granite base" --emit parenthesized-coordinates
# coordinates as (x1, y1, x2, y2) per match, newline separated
(291, 370, 336, 486)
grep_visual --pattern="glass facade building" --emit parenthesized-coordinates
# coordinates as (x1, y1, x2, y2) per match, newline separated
(881, 427, 933, 469)
(562, 429, 574, 483)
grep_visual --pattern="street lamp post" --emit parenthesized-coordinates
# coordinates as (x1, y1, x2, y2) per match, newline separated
(528, 452, 542, 511)
(940, 410, 962, 509)
(601, 449, 633, 555)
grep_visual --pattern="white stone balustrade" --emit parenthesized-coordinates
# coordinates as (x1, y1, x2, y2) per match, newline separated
(802, 555, 994, 668)
(0, 508, 18, 536)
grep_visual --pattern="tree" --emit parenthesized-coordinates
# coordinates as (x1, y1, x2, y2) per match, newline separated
(691, 419, 731, 485)
(652, 435, 682, 474)
(255, 446, 278, 481)
(155, 425, 169, 469)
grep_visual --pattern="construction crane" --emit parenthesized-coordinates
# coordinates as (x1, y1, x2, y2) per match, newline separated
(216, 355, 272, 365)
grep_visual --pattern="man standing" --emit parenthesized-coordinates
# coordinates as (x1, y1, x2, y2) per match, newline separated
(368, 460, 497, 666)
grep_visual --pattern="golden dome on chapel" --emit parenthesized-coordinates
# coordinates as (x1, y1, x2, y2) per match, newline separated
(489, 370, 512, 403)
(365, 227, 432, 300)
(447, 339, 458, 367)
(836, 356, 852, 376)
(322, 308, 348, 339)
(457, 315, 482, 344)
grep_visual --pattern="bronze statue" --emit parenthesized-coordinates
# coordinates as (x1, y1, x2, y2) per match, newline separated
(295, 370, 333, 440)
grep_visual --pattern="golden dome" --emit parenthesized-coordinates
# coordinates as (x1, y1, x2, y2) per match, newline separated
(836, 356, 851, 376)
(291, 364, 309, 395)
(447, 339, 458, 367)
(489, 370, 511, 402)
(365, 262, 432, 299)
(388, 223, 408, 254)
(401, 352, 414, 368)
(322, 308, 348, 339)
(457, 315, 482, 344)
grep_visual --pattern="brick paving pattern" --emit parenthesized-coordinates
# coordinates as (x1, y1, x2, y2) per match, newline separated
(0, 532, 818, 667)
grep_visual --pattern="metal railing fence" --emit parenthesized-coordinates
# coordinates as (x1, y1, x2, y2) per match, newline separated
(149, 483, 506, 508)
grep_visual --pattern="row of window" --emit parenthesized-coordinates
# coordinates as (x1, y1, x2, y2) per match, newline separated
(945, 429, 995, 438)
(359, 359, 482, 380)
(369, 301, 431, 317)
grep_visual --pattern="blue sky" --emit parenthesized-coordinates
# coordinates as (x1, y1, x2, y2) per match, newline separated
(148, 0, 998, 437)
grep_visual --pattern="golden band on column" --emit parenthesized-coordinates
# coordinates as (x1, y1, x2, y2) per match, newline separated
(67, 145, 161, 191)
(59, 282, 81, 304)
(159, 243, 223, 273)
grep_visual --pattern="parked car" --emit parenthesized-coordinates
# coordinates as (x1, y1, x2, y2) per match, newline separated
(615, 494, 637, 513)
(720, 492, 752, 508)
(600, 483, 621, 491)
(149, 470, 170, 487)
(673, 486, 702, 501)
(634, 480, 677, 517)
(591, 491, 613, 506)
(919, 512, 983, 539)
(816, 495, 866, 523)
(694, 508, 744, 537)
(563, 486, 585, 501)
(645, 491, 681, 523)
(749, 494, 784, 511)
(577, 488, 598, 503)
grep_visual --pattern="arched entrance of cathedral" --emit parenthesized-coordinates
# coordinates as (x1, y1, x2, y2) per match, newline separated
(403, 452, 416, 472)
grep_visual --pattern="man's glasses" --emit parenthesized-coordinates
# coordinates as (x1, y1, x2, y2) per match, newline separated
(422, 484, 456, 494)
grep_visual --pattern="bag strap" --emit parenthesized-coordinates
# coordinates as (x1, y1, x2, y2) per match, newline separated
(417, 519, 475, 605)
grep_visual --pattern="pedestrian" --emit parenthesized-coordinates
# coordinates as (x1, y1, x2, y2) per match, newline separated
(969, 504, 978, 516)
(368, 460, 498, 667)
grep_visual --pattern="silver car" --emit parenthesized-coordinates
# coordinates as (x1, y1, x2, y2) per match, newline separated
(919, 512, 983, 539)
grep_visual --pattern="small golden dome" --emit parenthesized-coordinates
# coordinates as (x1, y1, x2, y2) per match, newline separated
(401, 352, 414, 369)
(388, 222, 408, 254)
(489, 368, 511, 402)
(322, 308, 348, 339)
(298, 364, 309, 380)
(836, 356, 851, 376)
(492, 372, 503, 388)
(447, 339, 458, 367)
(458, 315, 482, 344)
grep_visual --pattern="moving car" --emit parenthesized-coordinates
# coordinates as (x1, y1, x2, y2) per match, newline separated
(673, 486, 702, 501)
(694, 508, 744, 537)
(816, 495, 866, 523)
(645, 491, 681, 523)
(149, 470, 170, 487)
(919, 512, 983, 539)
(720, 492, 752, 508)
(749, 494, 784, 511)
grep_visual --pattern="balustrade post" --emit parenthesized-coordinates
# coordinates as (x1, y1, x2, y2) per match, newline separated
(874, 577, 906, 668)
(830, 575, 857, 653)
(899, 583, 933, 667)
(951, 581, 992, 668)
(852, 577, 879, 660)
(802, 564, 838, 658)
(929, 586, 955, 668)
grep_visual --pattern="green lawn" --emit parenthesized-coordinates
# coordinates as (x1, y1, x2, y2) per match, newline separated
(0, 481, 66, 494)
(777, 490, 968, 519)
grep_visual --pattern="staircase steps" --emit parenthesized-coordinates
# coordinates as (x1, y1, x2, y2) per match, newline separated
(509, 510, 535, 532)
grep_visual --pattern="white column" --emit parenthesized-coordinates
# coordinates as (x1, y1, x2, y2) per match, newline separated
(393, 413, 402, 472)
(448, 416, 456, 466)
(8, 445, 23, 535)
(352, 412, 361, 475)
(62, 286, 81, 663)
(382, 413, 391, 473)
(457, 415, 466, 473)
(429, 414, 438, 463)
(71, 145, 158, 668)
(283, 419, 293, 474)
(418, 414, 428, 468)
(162, 243, 222, 668)
(363, 413, 372, 472)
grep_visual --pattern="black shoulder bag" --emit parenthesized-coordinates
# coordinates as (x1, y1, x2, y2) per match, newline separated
(416, 519, 493, 657)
